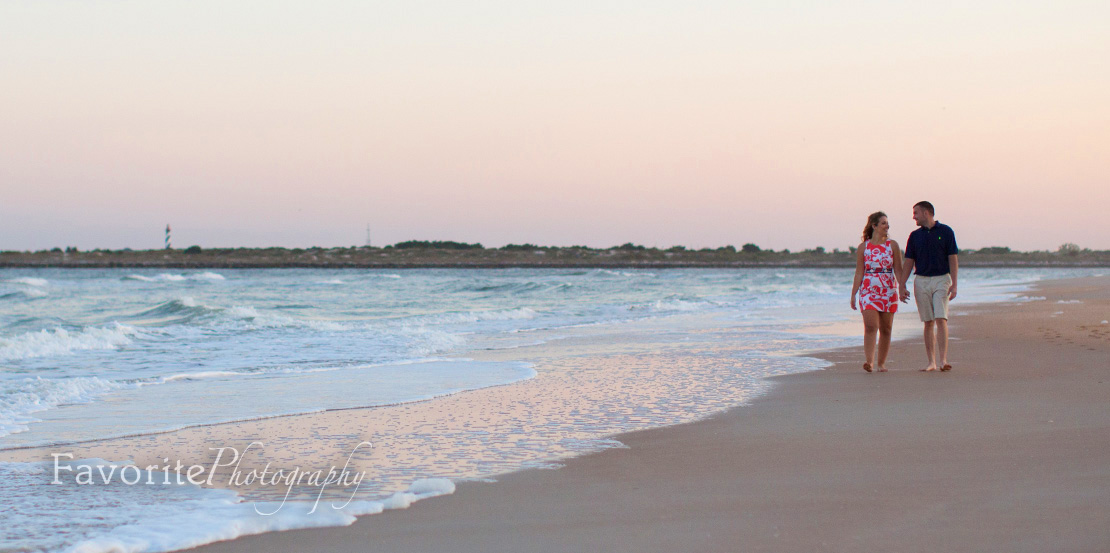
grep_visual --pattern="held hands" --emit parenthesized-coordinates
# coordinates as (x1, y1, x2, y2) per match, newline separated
(898, 283, 910, 303)
(948, 284, 958, 301)
(850, 295, 857, 311)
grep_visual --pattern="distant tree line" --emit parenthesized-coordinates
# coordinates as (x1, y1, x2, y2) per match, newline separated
(390, 240, 484, 250)
(6, 242, 1104, 257)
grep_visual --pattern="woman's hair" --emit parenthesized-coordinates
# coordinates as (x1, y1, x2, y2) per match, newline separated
(862, 211, 886, 242)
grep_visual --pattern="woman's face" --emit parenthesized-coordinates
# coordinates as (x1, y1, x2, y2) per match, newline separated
(873, 216, 889, 236)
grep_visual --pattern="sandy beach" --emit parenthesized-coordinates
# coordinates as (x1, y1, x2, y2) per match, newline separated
(165, 275, 1105, 553)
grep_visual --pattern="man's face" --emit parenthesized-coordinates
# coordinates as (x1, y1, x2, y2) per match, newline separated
(912, 206, 927, 227)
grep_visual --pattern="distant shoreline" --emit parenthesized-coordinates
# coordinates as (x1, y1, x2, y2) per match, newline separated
(3, 246, 1108, 269)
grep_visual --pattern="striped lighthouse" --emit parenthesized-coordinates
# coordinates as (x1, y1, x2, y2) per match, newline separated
(165, 225, 172, 250)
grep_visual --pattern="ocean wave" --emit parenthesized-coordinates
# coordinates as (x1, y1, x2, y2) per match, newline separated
(468, 281, 546, 293)
(5, 277, 49, 287)
(223, 306, 347, 331)
(122, 272, 226, 282)
(130, 298, 347, 331)
(411, 307, 539, 326)
(627, 297, 716, 313)
(129, 297, 212, 323)
(124, 274, 184, 282)
(590, 269, 656, 278)
(0, 288, 48, 300)
(0, 323, 141, 361)
(0, 376, 123, 437)
(742, 282, 841, 296)
(402, 328, 466, 356)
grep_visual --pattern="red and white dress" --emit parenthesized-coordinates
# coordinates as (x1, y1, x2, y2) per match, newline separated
(859, 240, 898, 313)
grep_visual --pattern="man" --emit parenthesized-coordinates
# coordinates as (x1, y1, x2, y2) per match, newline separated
(899, 201, 958, 372)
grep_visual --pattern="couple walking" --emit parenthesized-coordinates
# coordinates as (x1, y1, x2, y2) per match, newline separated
(850, 201, 958, 372)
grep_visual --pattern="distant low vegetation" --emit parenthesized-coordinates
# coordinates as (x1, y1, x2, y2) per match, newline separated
(390, 240, 484, 250)
(1057, 243, 1082, 256)
(501, 243, 542, 251)
(975, 246, 1011, 254)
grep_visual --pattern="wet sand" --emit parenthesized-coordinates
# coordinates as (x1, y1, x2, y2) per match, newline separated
(181, 277, 1109, 553)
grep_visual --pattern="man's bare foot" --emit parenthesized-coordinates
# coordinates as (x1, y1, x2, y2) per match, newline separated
(941, 363, 952, 372)
(877, 365, 888, 372)
(919, 365, 938, 372)
(863, 363, 873, 372)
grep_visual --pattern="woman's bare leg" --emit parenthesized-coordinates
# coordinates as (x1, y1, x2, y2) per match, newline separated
(863, 310, 879, 371)
(877, 311, 895, 371)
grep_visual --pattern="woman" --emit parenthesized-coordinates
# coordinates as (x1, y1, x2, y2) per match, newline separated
(851, 211, 904, 372)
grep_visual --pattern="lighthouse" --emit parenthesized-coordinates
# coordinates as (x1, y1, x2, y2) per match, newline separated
(165, 225, 172, 250)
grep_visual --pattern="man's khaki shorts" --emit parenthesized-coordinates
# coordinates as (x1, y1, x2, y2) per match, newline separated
(913, 274, 952, 322)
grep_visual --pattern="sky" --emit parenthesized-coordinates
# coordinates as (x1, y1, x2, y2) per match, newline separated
(2, 1, 1108, 252)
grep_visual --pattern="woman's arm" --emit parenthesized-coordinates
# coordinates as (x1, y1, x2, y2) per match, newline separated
(851, 243, 865, 310)
(890, 240, 905, 301)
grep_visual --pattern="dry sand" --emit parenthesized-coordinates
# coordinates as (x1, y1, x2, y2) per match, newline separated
(175, 276, 1109, 553)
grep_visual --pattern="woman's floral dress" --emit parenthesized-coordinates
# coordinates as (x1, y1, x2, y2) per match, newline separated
(860, 240, 898, 313)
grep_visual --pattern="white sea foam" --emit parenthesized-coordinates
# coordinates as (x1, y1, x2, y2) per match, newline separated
(318, 279, 346, 284)
(160, 371, 243, 383)
(123, 272, 225, 282)
(1056, 299, 1082, 304)
(155, 358, 474, 386)
(367, 273, 402, 279)
(6, 276, 49, 286)
(414, 307, 539, 325)
(628, 298, 716, 313)
(0, 323, 141, 361)
(402, 327, 467, 356)
(591, 269, 655, 278)
(0, 376, 123, 437)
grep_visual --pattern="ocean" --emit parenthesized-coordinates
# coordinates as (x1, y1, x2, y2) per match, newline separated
(0, 267, 1099, 552)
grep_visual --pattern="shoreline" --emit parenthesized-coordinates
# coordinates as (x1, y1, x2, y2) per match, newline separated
(184, 275, 1110, 553)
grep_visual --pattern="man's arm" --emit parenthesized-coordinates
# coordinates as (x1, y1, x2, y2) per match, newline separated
(899, 257, 914, 303)
(947, 226, 959, 301)
(948, 254, 958, 300)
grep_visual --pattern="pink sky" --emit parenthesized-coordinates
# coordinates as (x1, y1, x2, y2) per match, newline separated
(2, 1, 1107, 251)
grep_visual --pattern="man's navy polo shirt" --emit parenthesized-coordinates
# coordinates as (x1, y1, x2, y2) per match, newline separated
(905, 222, 958, 276)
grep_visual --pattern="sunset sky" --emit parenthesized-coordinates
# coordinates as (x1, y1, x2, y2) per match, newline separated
(2, 1, 1107, 252)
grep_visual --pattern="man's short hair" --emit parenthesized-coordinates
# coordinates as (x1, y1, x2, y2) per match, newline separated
(914, 201, 935, 216)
